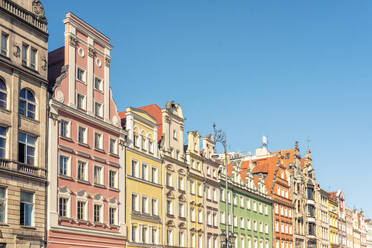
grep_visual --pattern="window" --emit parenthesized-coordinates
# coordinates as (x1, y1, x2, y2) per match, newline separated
(220, 211, 225, 224)
(0, 79, 7, 109)
(265, 205, 268, 215)
(20, 191, 33, 226)
(213, 188, 217, 201)
(132, 225, 138, 242)
(0, 126, 7, 158)
(207, 166, 210, 176)
(275, 221, 279, 232)
(142, 163, 148, 181)
(109, 170, 117, 188)
(213, 213, 217, 227)
(131, 194, 139, 212)
(167, 230, 173, 246)
(94, 102, 103, 117)
(233, 194, 237, 205)
(198, 183, 202, 196)
(94, 132, 103, 150)
(151, 167, 158, 184)
(94, 204, 102, 223)
(241, 217, 245, 228)
(166, 200, 173, 215)
(22, 44, 28, 66)
(152, 228, 159, 245)
(94, 166, 103, 185)
(149, 139, 154, 153)
(18, 132, 36, 165)
(191, 208, 195, 221)
(259, 203, 263, 213)
(59, 155, 69, 176)
(265, 224, 269, 234)
(166, 173, 172, 187)
(179, 203, 185, 217)
(30, 48, 37, 70)
(142, 196, 149, 214)
(173, 130, 177, 140)
(179, 231, 185, 246)
(109, 207, 116, 225)
(253, 201, 257, 212)
(77, 93, 86, 110)
(1, 33, 8, 56)
(131, 160, 139, 177)
(247, 199, 251, 209)
(240, 196, 244, 208)
(0, 188, 6, 223)
(78, 126, 87, 144)
(94, 77, 103, 91)
(247, 218, 251, 230)
(142, 226, 148, 244)
(60, 120, 70, 138)
(198, 209, 203, 223)
(254, 220, 257, 231)
(19, 89, 36, 119)
(77, 67, 86, 82)
(260, 222, 263, 232)
(151, 198, 158, 216)
(77, 201, 86, 220)
(234, 215, 238, 227)
(221, 189, 225, 201)
(109, 138, 117, 154)
(190, 180, 195, 194)
(77, 161, 87, 181)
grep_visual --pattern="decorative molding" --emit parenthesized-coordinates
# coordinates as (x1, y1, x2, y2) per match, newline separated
(105, 57, 111, 67)
(70, 36, 78, 47)
(88, 46, 96, 58)
(13, 43, 20, 57)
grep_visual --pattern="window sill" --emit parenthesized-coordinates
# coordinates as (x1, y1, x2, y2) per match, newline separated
(59, 175, 73, 181)
(0, 53, 10, 61)
(0, 223, 8, 226)
(109, 153, 119, 158)
(21, 225, 36, 230)
(60, 136, 73, 142)
(94, 222, 105, 227)
(108, 187, 119, 192)
(0, 107, 10, 115)
(76, 79, 86, 85)
(94, 148, 105, 154)
(78, 142, 89, 148)
(76, 220, 89, 225)
(94, 183, 106, 189)
(20, 115, 39, 124)
(94, 88, 104, 93)
(22, 64, 39, 74)
(77, 179, 90, 185)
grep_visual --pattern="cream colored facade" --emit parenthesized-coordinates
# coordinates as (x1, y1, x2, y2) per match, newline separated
(186, 131, 205, 248)
(201, 135, 220, 248)
(316, 187, 329, 248)
(0, 0, 48, 247)
(160, 101, 189, 247)
(124, 107, 162, 247)
(328, 196, 339, 248)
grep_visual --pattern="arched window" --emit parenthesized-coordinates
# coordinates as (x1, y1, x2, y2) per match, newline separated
(0, 79, 7, 109)
(19, 88, 35, 119)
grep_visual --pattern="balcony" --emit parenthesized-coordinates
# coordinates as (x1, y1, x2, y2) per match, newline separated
(0, 159, 46, 180)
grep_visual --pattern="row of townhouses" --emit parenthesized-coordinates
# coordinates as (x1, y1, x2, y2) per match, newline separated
(0, 1, 370, 248)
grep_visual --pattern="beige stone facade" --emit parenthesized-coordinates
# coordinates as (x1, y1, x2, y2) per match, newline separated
(316, 187, 329, 248)
(0, 0, 48, 247)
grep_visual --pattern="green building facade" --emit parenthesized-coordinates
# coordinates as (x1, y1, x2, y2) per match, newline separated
(219, 160, 273, 248)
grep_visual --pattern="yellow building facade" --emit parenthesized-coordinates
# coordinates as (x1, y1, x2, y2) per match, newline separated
(328, 195, 339, 248)
(186, 131, 205, 248)
(122, 108, 163, 247)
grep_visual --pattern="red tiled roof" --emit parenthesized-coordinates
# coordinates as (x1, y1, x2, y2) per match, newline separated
(118, 111, 126, 119)
(138, 104, 162, 142)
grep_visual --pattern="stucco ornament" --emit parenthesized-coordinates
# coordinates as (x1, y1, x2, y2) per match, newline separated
(32, 0, 46, 20)
(13, 43, 20, 57)
(55, 90, 64, 103)
(41, 55, 47, 71)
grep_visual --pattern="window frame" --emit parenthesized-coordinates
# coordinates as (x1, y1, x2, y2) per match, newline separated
(18, 132, 36, 166)
(77, 159, 88, 182)
(94, 76, 103, 91)
(76, 67, 86, 83)
(58, 154, 71, 177)
(1, 32, 9, 56)
(0, 187, 7, 224)
(77, 125, 88, 144)
(20, 191, 34, 226)
(93, 164, 104, 185)
(19, 88, 36, 119)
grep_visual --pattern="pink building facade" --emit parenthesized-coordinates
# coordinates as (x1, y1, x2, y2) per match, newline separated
(46, 13, 127, 248)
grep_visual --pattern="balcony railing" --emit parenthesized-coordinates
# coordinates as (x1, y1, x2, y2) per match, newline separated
(0, 0, 47, 33)
(0, 158, 46, 179)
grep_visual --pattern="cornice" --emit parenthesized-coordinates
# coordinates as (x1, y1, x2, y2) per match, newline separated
(51, 100, 126, 136)
(127, 147, 162, 163)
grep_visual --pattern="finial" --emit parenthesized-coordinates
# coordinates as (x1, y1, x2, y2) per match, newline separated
(295, 141, 299, 150)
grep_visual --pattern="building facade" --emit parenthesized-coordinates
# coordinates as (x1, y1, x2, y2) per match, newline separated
(121, 107, 162, 247)
(252, 151, 294, 248)
(201, 134, 220, 248)
(328, 193, 339, 248)
(316, 187, 329, 248)
(346, 207, 354, 248)
(0, 0, 48, 247)
(219, 159, 273, 248)
(47, 12, 126, 247)
(290, 143, 318, 248)
(186, 131, 205, 248)
(365, 219, 372, 248)
(335, 191, 347, 248)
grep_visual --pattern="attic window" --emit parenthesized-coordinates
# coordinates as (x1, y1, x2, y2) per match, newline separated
(285, 153, 290, 159)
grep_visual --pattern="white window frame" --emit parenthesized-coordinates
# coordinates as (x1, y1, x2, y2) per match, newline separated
(77, 159, 88, 181)
(109, 137, 118, 155)
(60, 119, 71, 138)
(109, 169, 118, 189)
(58, 153, 71, 177)
(94, 101, 103, 117)
(94, 131, 103, 150)
(0, 187, 7, 224)
(93, 164, 104, 185)
(94, 76, 103, 91)
(131, 159, 139, 178)
(76, 92, 86, 110)
(77, 125, 88, 144)
(76, 66, 86, 83)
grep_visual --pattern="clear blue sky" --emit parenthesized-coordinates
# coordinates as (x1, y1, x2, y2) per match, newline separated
(44, 1, 372, 216)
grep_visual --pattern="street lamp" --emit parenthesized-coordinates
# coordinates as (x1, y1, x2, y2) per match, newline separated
(213, 123, 233, 248)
